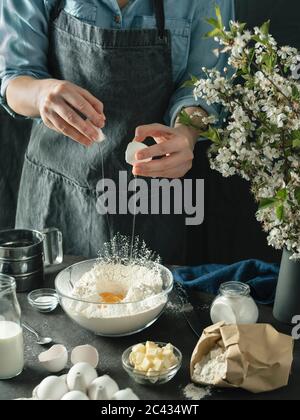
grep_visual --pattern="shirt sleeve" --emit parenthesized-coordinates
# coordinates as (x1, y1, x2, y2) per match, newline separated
(165, 0, 235, 127)
(0, 0, 52, 118)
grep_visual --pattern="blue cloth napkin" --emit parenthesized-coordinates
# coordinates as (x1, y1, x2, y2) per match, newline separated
(173, 260, 280, 305)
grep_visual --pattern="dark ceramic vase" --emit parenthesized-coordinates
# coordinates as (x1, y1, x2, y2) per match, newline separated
(273, 248, 300, 324)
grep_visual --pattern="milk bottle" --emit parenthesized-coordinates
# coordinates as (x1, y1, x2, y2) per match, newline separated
(0, 275, 24, 379)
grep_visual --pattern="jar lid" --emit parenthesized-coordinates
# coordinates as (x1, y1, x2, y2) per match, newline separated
(219, 282, 251, 297)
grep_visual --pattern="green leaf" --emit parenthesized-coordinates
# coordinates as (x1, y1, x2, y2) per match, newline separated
(260, 20, 270, 36)
(200, 127, 222, 144)
(292, 85, 300, 100)
(206, 17, 219, 28)
(178, 110, 192, 126)
(295, 187, 300, 205)
(182, 80, 196, 88)
(205, 28, 222, 38)
(291, 130, 300, 148)
(291, 130, 300, 140)
(293, 138, 300, 148)
(259, 198, 277, 210)
(276, 204, 284, 221)
(215, 5, 223, 29)
(181, 75, 198, 89)
(276, 189, 287, 201)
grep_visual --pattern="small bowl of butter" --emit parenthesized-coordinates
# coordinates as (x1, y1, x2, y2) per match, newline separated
(122, 341, 182, 385)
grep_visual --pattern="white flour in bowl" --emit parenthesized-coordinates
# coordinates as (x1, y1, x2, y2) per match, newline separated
(62, 262, 170, 336)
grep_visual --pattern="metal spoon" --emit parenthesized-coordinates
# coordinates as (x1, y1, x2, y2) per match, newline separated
(22, 322, 53, 346)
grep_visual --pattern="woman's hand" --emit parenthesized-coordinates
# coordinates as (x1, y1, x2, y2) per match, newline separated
(132, 124, 198, 179)
(37, 79, 106, 147)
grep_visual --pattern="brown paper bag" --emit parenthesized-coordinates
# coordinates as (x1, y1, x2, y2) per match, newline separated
(190, 322, 294, 393)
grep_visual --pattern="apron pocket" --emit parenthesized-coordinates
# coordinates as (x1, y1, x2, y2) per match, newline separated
(16, 156, 97, 257)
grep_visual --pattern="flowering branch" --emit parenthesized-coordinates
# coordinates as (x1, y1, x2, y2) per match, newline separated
(181, 6, 300, 259)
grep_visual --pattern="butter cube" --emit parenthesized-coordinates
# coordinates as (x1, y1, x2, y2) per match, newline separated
(146, 368, 159, 384)
(135, 352, 145, 365)
(129, 352, 136, 365)
(146, 341, 156, 349)
(162, 357, 173, 369)
(146, 347, 158, 357)
(153, 357, 163, 372)
(146, 368, 157, 377)
(162, 348, 173, 357)
(132, 343, 146, 354)
(140, 357, 152, 371)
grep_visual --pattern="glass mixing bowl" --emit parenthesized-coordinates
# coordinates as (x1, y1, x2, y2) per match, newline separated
(55, 259, 173, 337)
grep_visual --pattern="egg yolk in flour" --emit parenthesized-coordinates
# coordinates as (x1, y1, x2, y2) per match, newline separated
(99, 292, 125, 303)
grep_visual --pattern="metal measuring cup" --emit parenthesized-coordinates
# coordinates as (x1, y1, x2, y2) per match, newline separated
(0, 228, 63, 292)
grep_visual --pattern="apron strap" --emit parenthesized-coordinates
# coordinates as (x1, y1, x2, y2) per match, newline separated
(50, 0, 166, 39)
(50, 0, 65, 22)
(153, 0, 166, 39)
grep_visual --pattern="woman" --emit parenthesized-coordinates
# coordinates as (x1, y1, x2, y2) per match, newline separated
(0, 0, 233, 263)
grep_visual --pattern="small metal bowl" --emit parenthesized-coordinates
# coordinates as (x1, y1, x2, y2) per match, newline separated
(28, 289, 59, 313)
(122, 342, 182, 386)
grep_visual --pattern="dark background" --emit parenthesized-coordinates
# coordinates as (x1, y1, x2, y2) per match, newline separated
(186, 0, 300, 266)
(1, 0, 300, 265)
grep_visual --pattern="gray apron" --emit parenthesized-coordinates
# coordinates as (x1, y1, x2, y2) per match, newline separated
(0, 107, 32, 230)
(16, 0, 187, 264)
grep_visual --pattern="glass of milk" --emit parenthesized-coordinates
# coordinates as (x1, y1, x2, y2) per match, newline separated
(0, 274, 24, 380)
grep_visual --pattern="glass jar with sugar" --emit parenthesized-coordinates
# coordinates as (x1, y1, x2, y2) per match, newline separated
(210, 282, 259, 325)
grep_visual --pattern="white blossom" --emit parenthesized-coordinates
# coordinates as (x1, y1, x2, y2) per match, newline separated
(188, 18, 300, 259)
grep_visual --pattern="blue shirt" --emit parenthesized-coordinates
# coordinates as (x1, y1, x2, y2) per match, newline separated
(0, 0, 234, 124)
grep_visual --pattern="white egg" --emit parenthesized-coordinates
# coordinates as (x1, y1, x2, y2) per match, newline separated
(37, 376, 69, 400)
(67, 363, 98, 393)
(125, 142, 152, 165)
(71, 345, 99, 368)
(38, 345, 68, 373)
(60, 374, 68, 384)
(88, 375, 119, 400)
(32, 385, 39, 399)
(95, 128, 106, 143)
(61, 391, 89, 401)
(112, 388, 140, 400)
(90, 123, 106, 143)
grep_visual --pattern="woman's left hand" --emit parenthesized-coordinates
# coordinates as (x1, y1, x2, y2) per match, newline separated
(132, 123, 198, 179)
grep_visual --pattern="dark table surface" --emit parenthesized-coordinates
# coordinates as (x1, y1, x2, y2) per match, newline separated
(0, 256, 299, 401)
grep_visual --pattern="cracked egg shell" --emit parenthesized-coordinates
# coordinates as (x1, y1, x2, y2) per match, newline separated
(38, 344, 68, 373)
(125, 142, 152, 165)
(71, 345, 99, 368)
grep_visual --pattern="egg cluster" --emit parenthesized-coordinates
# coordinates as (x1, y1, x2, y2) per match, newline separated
(35, 367, 138, 401)
(129, 341, 179, 376)
(30, 344, 139, 401)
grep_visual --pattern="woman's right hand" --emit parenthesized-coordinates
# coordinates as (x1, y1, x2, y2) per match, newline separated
(37, 79, 106, 147)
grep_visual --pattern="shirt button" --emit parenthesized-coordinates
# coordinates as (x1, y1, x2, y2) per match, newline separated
(114, 15, 121, 24)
